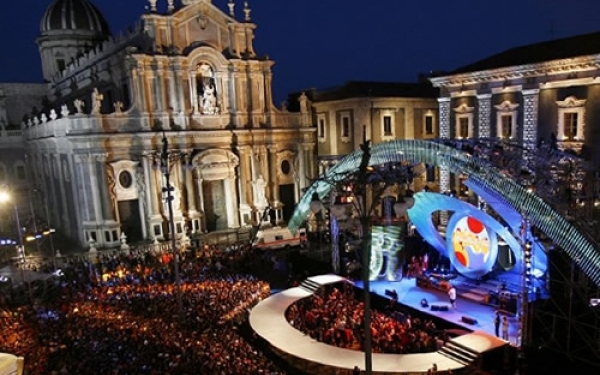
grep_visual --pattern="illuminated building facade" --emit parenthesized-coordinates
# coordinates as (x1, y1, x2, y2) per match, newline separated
(5, 0, 316, 248)
(429, 32, 600, 199)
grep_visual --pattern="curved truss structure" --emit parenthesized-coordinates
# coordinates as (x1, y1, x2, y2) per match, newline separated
(289, 139, 600, 287)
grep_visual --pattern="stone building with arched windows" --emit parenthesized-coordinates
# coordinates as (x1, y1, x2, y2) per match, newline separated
(13, 0, 316, 248)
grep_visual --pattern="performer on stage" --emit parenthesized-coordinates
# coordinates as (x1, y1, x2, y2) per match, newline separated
(447, 285, 457, 309)
(494, 311, 500, 337)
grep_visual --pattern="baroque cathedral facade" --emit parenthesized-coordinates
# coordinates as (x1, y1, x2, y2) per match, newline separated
(4, 0, 316, 248)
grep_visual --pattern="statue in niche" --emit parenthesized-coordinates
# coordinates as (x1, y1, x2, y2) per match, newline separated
(196, 63, 219, 115)
(106, 166, 118, 220)
(202, 82, 218, 114)
(253, 175, 268, 207)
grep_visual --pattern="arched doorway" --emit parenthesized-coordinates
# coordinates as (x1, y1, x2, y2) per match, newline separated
(193, 149, 240, 232)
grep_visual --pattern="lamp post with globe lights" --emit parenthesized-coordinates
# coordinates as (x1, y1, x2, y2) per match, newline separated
(159, 131, 184, 322)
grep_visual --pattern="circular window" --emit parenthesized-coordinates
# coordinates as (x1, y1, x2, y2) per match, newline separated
(281, 160, 291, 175)
(119, 170, 133, 188)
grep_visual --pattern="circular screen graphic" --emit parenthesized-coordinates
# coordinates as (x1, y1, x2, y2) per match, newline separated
(448, 214, 496, 278)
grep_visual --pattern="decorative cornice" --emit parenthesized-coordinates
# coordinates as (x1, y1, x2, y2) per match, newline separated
(430, 54, 600, 88)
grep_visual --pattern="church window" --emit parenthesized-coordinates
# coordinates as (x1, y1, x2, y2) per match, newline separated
(56, 59, 66, 71)
(318, 117, 326, 143)
(342, 117, 350, 137)
(119, 170, 133, 189)
(383, 116, 393, 136)
(501, 115, 513, 139)
(425, 114, 434, 135)
(564, 112, 578, 141)
(494, 101, 518, 140)
(556, 96, 586, 142)
(281, 160, 291, 175)
(453, 103, 474, 139)
(458, 117, 469, 138)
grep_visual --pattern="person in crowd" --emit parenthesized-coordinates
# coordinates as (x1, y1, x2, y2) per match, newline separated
(502, 316, 510, 341)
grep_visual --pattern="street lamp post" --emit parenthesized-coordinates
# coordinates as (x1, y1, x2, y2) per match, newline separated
(357, 136, 373, 374)
(160, 132, 184, 322)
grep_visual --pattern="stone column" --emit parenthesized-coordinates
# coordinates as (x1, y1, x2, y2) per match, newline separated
(137, 64, 148, 114)
(437, 97, 451, 225)
(257, 146, 268, 185)
(135, 165, 148, 240)
(268, 146, 280, 203)
(522, 89, 540, 161)
(268, 145, 282, 223)
(189, 71, 199, 114)
(195, 174, 205, 231)
(74, 154, 92, 222)
(296, 145, 307, 202)
(438, 97, 451, 139)
(477, 93, 492, 138)
(154, 67, 164, 113)
(184, 153, 198, 215)
(404, 106, 415, 139)
(225, 170, 241, 228)
(96, 153, 114, 222)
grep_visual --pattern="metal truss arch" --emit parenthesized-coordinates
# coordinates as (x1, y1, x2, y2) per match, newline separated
(289, 139, 600, 287)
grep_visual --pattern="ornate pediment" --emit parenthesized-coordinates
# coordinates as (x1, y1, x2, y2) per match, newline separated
(453, 103, 474, 114)
(494, 101, 519, 112)
(556, 95, 586, 108)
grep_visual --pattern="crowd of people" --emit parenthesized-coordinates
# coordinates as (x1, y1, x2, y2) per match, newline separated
(286, 283, 445, 354)
(0, 244, 295, 375)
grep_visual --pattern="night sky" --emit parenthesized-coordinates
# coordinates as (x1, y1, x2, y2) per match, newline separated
(2, 0, 600, 102)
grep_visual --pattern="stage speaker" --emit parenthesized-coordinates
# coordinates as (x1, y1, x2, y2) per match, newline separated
(461, 316, 478, 325)
(430, 303, 449, 312)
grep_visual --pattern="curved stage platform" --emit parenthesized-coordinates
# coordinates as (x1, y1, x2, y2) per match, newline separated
(249, 275, 508, 375)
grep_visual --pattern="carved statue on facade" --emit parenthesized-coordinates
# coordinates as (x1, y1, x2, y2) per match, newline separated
(201, 83, 218, 114)
(196, 63, 219, 115)
(91, 88, 103, 115)
(106, 166, 118, 220)
(74, 99, 85, 114)
(114, 101, 124, 114)
(253, 175, 268, 207)
(61, 104, 70, 117)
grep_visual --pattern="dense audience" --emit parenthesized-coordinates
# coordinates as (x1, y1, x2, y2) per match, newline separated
(286, 283, 443, 354)
(2, 241, 453, 374)
(0, 245, 291, 375)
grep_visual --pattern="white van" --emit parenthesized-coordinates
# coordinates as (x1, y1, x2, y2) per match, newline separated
(252, 227, 307, 250)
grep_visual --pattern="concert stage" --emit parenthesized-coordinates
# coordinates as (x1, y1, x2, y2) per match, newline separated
(354, 277, 521, 345)
(249, 274, 510, 375)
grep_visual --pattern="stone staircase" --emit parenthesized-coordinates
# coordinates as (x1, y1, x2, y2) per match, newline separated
(438, 339, 479, 367)
(299, 278, 321, 293)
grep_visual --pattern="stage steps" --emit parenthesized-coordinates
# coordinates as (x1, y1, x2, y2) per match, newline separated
(299, 279, 321, 293)
(438, 339, 479, 366)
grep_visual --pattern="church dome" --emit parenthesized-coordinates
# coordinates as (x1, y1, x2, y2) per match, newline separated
(40, 0, 110, 37)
